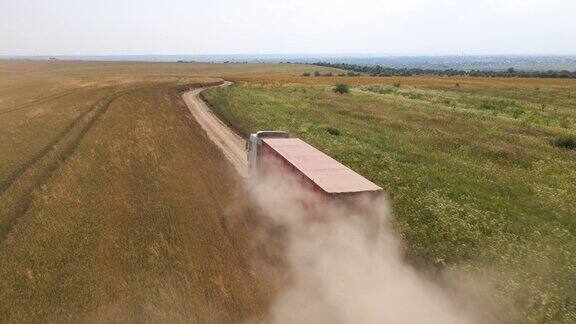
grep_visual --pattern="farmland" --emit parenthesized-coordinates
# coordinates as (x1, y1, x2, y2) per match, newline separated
(203, 77, 576, 322)
(1, 59, 576, 322)
(0, 61, 341, 322)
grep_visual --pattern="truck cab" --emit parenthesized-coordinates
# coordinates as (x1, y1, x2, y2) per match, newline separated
(246, 131, 290, 174)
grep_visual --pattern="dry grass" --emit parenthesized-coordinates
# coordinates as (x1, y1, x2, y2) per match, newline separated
(0, 61, 304, 322)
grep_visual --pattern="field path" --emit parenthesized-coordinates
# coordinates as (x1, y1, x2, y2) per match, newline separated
(182, 82, 248, 177)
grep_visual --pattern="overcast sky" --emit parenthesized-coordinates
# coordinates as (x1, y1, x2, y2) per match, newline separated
(1, 0, 575, 56)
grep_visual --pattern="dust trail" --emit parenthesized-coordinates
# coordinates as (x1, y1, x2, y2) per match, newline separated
(244, 165, 483, 324)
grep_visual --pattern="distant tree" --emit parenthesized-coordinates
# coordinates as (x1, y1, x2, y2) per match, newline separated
(333, 83, 350, 94)
(312, 62, 576, 79)
(302, 72, 311, 77)
(325, 72, 333, 77)
(314, 71, 321, 77)
(338, 72, 346, 76)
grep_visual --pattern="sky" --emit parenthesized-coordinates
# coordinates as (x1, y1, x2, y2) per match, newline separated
(1, 0, 575, 56)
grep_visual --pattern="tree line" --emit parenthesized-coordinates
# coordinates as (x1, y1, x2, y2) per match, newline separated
(302, 71, 361, 77)
(313, 62, 576, 79)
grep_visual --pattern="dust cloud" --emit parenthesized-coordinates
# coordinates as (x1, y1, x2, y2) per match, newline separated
(245, 166, 483, 324)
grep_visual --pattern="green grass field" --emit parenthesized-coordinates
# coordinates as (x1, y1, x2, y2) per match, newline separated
(203, 81, 576, 322)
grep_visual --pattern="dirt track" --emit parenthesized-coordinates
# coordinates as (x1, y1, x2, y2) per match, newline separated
(182, 82, 248, 177)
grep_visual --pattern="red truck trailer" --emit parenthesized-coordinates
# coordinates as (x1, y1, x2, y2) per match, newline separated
(247, 131, 383, 199)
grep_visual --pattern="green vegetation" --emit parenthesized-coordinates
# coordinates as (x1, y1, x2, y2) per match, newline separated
(308, 70, 339, 77)
(552, 135, 576, 150)
(333, 83, 350, 94)
(315, 61, 576, 78)
(204, 81, 576, 322)
(326, 126, 341, 136)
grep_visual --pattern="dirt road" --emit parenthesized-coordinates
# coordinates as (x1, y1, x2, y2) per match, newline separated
(182, 82, 248, 177)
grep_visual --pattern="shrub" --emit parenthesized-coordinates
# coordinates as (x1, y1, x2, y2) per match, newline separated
(326, 127, 341, 136)
(552, 135, 576, 150)
(333, 83, 350, 94)
(393, 81, 401, 88)
(314, 71, 321, 77)
(302, 72, 311, 77)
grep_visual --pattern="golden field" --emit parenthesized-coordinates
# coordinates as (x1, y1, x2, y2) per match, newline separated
(0, 60, 338, 322)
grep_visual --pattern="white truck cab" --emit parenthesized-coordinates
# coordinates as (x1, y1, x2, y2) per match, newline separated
(246, 131, 289, 174)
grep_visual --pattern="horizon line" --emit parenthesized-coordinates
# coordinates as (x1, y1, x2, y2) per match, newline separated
(2, 53, 576, 58)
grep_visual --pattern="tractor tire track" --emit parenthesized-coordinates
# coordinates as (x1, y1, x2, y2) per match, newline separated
(0, 100, 98, 193)
(0, 90, 77, 116)
(0, 90, 118, 193)
(0, 87, 140, 242)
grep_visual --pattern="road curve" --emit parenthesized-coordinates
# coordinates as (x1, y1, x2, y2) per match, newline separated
(182, 82, 248, 177)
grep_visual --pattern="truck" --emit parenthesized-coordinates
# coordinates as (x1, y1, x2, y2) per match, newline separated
(246, 131, 383, 200)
